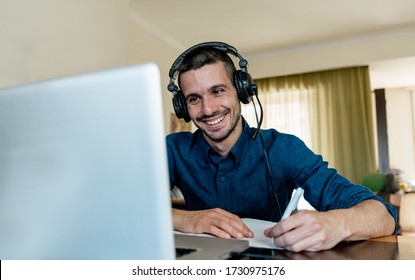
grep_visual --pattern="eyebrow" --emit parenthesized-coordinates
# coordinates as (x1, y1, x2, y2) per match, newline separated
(184, 83, 229, 98)
(210, 83, 228, 91)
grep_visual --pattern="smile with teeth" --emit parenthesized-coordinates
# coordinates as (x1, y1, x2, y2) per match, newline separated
(206, 115, 225, 125)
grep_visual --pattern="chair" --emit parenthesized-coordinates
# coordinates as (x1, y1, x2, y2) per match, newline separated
(361, 172, 387, 194)
(399, 193, 415, 236)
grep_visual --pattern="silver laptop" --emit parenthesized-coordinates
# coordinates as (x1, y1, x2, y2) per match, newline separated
(0, 63, 248, 260)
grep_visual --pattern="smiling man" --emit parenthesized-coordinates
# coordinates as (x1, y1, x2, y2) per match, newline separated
(166, 42, 396, 252)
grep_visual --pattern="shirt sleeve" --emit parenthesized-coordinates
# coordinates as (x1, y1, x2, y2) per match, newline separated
(287, 136, 398, 233)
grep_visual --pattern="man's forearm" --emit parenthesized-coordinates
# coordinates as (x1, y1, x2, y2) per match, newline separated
(342, 199, 396, 241)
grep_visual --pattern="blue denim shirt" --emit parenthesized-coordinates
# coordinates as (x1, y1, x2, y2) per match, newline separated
(166, 118, 397, 230)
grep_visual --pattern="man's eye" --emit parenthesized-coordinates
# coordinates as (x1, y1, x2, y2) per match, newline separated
(187, 96, 200, 104)
(212, 89, 224, 95)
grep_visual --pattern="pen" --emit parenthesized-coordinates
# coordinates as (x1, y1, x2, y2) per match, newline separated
(270, 187, 305, 248)
(280, 187, 304, 220)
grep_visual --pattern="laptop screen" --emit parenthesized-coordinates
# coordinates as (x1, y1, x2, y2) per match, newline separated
(0, 63, 175, 259)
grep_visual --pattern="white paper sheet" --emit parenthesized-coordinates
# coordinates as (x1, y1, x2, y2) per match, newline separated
(241, 218, 282, 249)
(174, 218, 282, 249)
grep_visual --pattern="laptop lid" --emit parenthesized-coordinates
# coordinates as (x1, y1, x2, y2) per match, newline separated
(0, 63, 175, 259)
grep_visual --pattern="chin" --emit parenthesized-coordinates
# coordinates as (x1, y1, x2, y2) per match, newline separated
(205, 129, 232, 142)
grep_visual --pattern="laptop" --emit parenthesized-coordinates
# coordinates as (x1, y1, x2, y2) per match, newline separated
(0, 63, 248, 260)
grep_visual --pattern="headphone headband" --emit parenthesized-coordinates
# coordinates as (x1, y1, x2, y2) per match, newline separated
(168, 41, 245, 79)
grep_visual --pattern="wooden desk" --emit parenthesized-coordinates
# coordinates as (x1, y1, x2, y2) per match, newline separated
(230, 235, 415, 260)
(384, 235, 415, 260)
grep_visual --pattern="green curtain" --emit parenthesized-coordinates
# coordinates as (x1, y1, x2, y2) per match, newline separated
(252, 66, 376, 183)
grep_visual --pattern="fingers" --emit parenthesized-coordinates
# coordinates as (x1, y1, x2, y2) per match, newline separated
(264, 220, 302, 251)
(177, 208, 254, 239)
(264, 211, 328, 252)
(271, 231, 322, 252)
(264, 212, 301, 238)
(199, 208, 254, 239)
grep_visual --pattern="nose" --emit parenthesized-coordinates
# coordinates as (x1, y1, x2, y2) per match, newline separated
(201, 96, 217, 116)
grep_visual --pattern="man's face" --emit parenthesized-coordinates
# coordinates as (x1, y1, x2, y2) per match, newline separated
(179, 62, 242, 143)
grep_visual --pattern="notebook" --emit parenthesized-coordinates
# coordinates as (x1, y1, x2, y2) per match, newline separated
(0, 63, 248, 260)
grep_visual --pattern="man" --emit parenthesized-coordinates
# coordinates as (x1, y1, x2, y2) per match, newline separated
(166, 42, 396, 252)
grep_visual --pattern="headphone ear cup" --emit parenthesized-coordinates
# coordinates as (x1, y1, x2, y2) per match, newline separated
(172, 90, 191, 122)
(234, 70, 256, 104)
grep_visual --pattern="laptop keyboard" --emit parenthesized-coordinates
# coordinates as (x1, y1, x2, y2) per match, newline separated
(176, 247, 197, 258)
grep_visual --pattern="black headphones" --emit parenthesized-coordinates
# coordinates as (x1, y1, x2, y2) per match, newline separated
(167, 41, 258, 122)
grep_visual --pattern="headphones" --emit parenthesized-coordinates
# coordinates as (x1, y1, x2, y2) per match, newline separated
(167, 41, 258, 122)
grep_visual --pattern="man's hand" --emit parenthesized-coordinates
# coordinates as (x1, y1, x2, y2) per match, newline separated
(173, 208, 254, 239)
(264, 200, 395, 252)
(264, 210, 347, 252)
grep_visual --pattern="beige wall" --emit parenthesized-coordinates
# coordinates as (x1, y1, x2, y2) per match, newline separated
(128, 10, 182, 133)
(385, 88, 415, 183)
(0, 0, 129, 88)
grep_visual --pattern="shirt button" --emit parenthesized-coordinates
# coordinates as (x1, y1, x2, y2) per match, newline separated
(220, 177, 225, 182)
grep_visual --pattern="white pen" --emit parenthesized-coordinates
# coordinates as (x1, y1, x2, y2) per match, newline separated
(280, 187, 304, 220)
